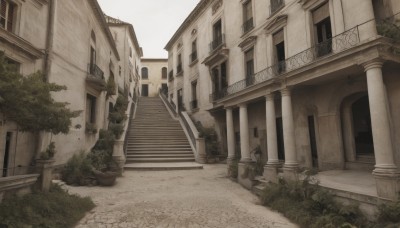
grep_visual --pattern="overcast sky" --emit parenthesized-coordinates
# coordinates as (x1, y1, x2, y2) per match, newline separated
(98, 0, 199, 58)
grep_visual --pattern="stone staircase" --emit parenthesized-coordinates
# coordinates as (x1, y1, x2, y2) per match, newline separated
(124, 97, 202, 171)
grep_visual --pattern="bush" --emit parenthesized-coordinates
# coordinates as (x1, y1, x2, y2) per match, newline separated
(0, 184, 95, 228)
(39, 141, 56, 160)
(195, 121, 220, 156)
(228, 160, 238, 178)
(261, 177, 368, 228)
(376, 200, 400, 227)
(109, 123, 124, 139)
(62, 151, 93, 186)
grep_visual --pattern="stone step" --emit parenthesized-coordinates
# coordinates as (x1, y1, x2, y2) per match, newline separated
(126, 157, 195, 163)
(126, 151, 194, 155)
(126, 154, 194, 159)
(124, 162, 202, 171)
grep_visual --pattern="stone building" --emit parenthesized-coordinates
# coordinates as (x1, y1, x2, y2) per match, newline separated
(0, 0, 142, 177)
(140, 58, 168, 97)
(106, 15, 143, 100)
(165, 0, 400, 200)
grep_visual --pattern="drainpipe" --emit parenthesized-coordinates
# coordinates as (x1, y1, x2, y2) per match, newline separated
(44, 0, 56, 82)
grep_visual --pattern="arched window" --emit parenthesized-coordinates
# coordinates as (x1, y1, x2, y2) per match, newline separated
(141, 67, 148, 79)
(162, 67, 167, 79)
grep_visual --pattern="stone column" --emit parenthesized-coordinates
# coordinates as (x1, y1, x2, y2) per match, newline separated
(364, 60, 400, 200)
(281, 88, 299, 180)
(239, 103, 251, 162)
(226, 108, 235, 162)
(264, 93, 280, 182)
(226, 108, 236, 177)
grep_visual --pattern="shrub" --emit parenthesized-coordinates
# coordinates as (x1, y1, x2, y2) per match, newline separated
(87, 129, 117, 172)
(62, 151, 93, 186)
(39, 141, 56, 160)
(0, 184, 95, 228)
(261, 176, 368, 228)
(109, 123, 124, 139)
(376, 200, 400, 227)
(195, 121, 220, 156)
(228, 160, 238, 178)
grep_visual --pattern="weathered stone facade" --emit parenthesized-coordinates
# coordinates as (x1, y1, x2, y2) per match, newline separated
(165, 0, 400, 200)
(0, 0, 142, 177)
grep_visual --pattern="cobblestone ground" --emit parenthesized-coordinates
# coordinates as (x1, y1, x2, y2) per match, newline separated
(66, 164, 297, 228)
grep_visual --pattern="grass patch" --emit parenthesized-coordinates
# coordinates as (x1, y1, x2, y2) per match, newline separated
(0, 184, 95, 228)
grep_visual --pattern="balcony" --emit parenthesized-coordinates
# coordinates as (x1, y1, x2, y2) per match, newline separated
(190, 51, 198, 63)
(190, 100, 198, 110)
(376, 13, 400, 40)
(168, 70, 174, 82)
(242, 18, 254, 35)
(270, 0, 284, 15)
(209, 34, 225, 53)
(176, 64, 183, 76)
(211, 26, 360, 101)
(86, 63, 106, 90)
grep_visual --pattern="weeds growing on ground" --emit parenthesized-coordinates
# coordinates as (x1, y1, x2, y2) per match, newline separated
(0, 184, 94, 228)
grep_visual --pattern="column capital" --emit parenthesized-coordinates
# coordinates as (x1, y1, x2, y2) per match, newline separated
(265, 93, 275, 101)
(280, 87, 291, 97)
(362, 59, 385, 72)
(238, 102, 247, 108)
(224, 106, 234, 111)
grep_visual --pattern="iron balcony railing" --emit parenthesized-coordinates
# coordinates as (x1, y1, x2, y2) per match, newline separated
(242, 17, 254, 34)
(87, 63, 104, 80)
(190, 100, 198, 110)
(177, 64, 183, 75)
(190, 51, 198, 63)
(211, 26, 360, 101)
(168, 70, 174, 81)
(270, 0, 285, 15)
(209, 34, 225, 53)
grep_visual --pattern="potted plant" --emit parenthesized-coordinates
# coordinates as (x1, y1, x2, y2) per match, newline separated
(85, 122, 98, 134)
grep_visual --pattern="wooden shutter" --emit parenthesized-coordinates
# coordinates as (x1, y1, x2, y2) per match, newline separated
(313, 3, 329, 24)
(273, 30, 284, 45)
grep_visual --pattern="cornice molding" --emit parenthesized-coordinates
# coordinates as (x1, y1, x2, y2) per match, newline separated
(88, 0, 120, 61)
(165, 0, 214, 50)
(238, 36, 257, 51)
(265, 15, 288, 34)
(202, 48, 229, 67)
(298, 0, 328, 10)
(0, 28, 44, 59)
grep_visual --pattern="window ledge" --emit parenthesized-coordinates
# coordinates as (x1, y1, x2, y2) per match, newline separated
(189, 59, 199, 67)
(0, 28, 44, 59)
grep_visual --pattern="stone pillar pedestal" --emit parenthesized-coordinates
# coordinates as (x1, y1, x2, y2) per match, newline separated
(196, 138, 207, 164)
(35, 159, 55, 192)
(112, 140, 126, 176)
(364, 60, 400, 200)
(281, 88, 299, 180)
(238, 161, 256, 190)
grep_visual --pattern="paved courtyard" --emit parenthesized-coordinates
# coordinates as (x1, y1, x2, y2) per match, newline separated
(66, 164, 296, 228)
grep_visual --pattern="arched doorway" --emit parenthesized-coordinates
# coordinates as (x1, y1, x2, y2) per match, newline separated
(352, 96, 374, 157)
(342, 94, 375, 167)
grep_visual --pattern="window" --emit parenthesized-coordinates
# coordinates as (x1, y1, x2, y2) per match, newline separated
(191, 80, 198, 110)
(245, 48, 254, 85)
(270, 0, 284, 15)
(5, 57, 20, 72)
(86, 94, 97, 124)
(242, 0, 254, 34)
(191, 40, 198, 63)
(313, 3, 332, 57)
(212, 61, 228, 94)
(211, 19, 223, 51)
(177, 54, 182, 74)
(273, 29, 285, 73)
(0, 0, 15, 32)
(162, 67, 167, 79)
(141, 67, 148, 79)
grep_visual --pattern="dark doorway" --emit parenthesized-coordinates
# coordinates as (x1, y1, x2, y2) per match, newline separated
(315, 17, 332, 57)
(352, 96, 374, 156)
(161, 83, 168, 95)
(141, 84, 148, 97)
(177, 89, 183, 111)
(2, 132, 12, 177)
(275, 41, 286, 73)
(276, 117, 285, 160)
(308, 116, 318, 168)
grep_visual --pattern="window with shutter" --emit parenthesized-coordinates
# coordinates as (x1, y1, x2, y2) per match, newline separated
(0, 0, 15, 32)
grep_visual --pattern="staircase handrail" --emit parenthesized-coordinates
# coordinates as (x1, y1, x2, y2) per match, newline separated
(159, 90, 206, 164)
(159, 90, 177, 118)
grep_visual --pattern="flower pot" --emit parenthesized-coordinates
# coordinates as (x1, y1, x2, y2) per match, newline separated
(93, 170, 117, 186)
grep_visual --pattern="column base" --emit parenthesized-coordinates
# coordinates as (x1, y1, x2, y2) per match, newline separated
(263, 164, 281, 183)
(282, 165, 299, 181)
(238, 162, 256, 190)
(227, 158, 238, 178)
(373, 171, 400, 201)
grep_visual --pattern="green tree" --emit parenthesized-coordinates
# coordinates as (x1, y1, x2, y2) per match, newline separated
(0, 53, 80, 156)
